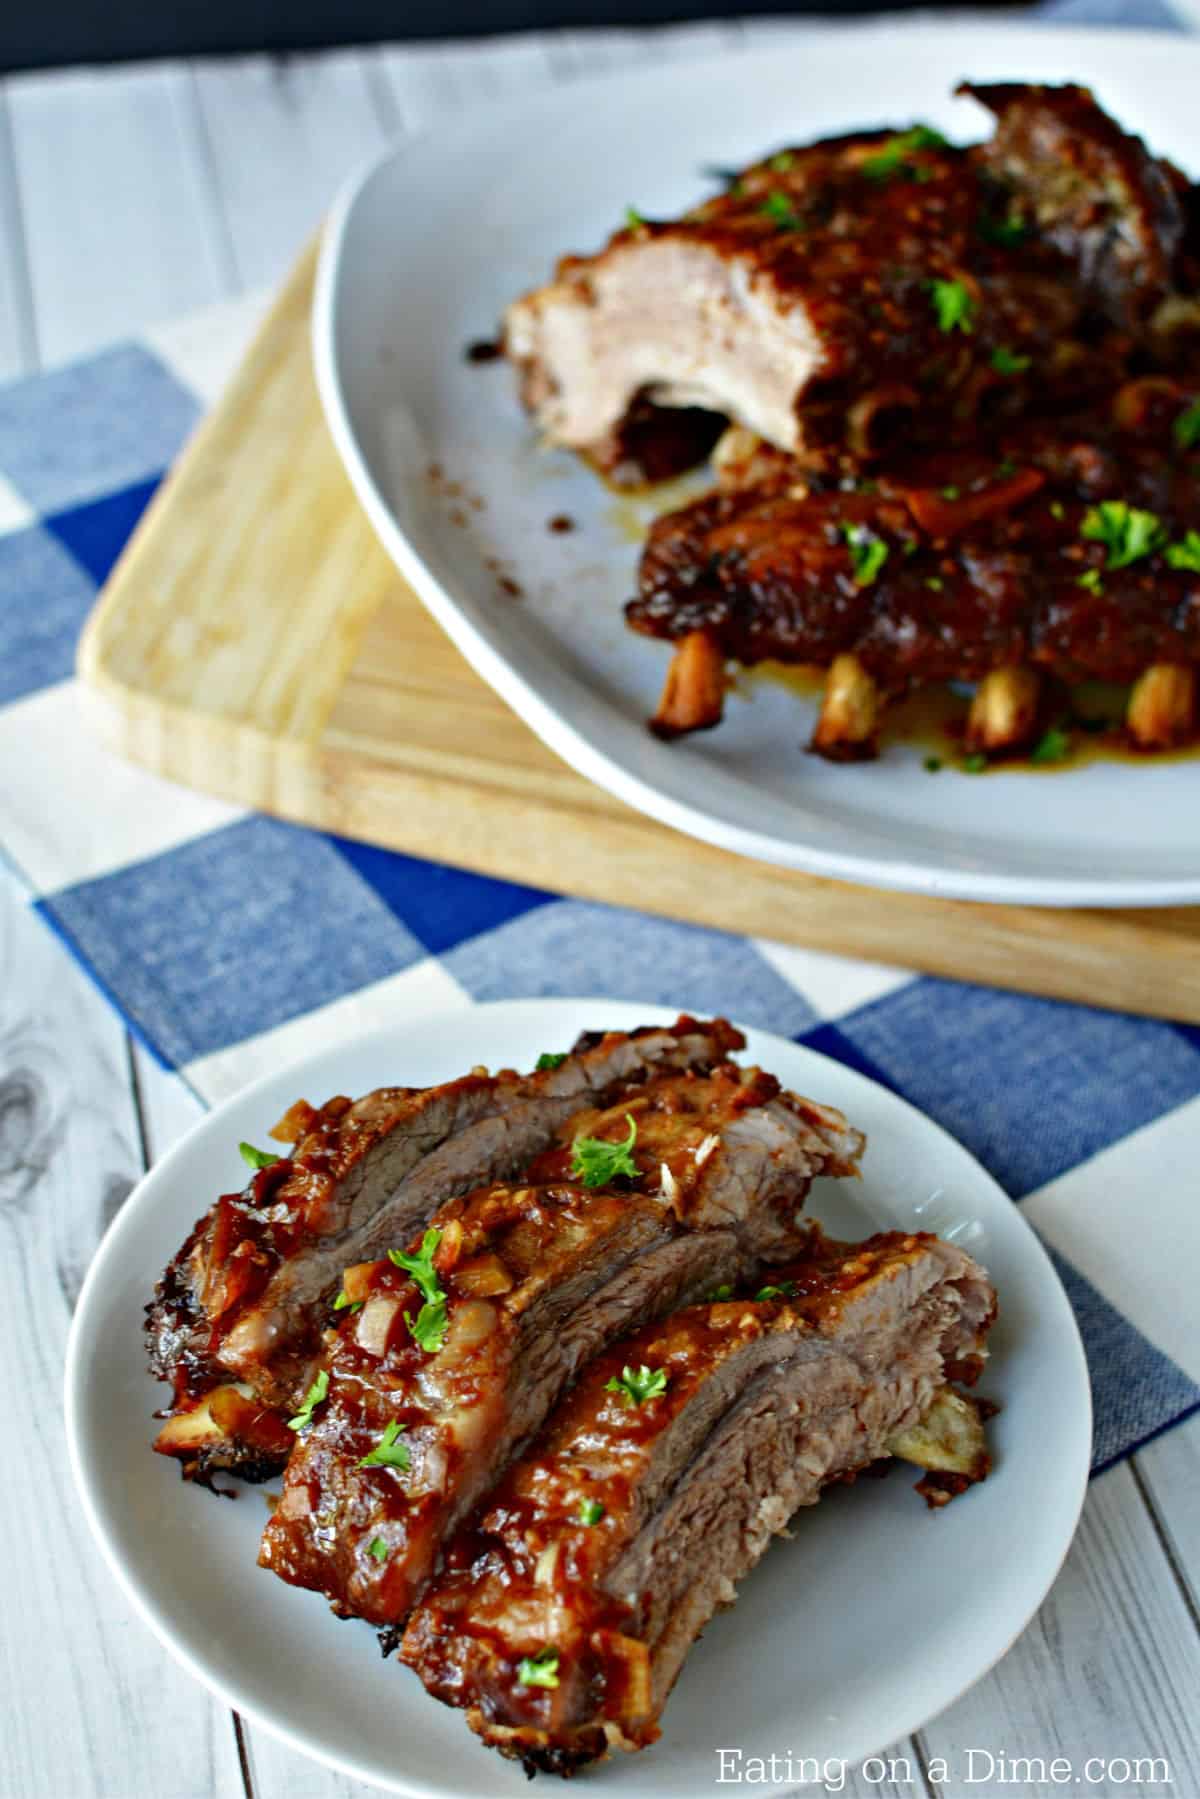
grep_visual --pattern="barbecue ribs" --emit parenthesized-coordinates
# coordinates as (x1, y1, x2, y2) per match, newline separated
(505, 81, 1200, 759)
(146, 1017, 746, 1483)
(402, 1228, 997, 1774)
(257, 1061, 863, 1627)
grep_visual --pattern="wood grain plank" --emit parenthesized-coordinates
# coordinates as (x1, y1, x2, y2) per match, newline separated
(0, 91, 38, 377)
(0, 870, 243, 1799)
(247, 1716, 927, 1799)
(1134, 1414, 1200, 1624)
(7, 63, 234, 365)
(131, 1039, 204, 1164)
(736, 15, 856, 44)
(544, 19, 745, 77)
(375, 33, 558, 135)
(240, 1732, 369, 1799)
(192, 52, 390, 294)
(78, 239, 387, 739)
(918, 1466, 1200, 1796)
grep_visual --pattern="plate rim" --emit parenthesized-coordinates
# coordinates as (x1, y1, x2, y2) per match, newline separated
(312, 17, 1200, 911)
(64, 995, 1092, 1796)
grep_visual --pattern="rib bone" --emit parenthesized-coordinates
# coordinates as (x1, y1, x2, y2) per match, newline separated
(650, 632, 726, 738)
(965, 667, 1041, 752)
(888, 1387, 990, 1479)
(811, 654, 880, 759)
(1127, 665, 1195, 748)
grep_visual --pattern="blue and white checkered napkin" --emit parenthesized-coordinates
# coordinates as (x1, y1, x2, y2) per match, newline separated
(4, 17, 1199, 1475)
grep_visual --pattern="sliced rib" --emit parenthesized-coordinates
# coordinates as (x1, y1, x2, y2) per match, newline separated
(522, 1059, 863, 1260)
(402, 1230, 996, 1775)
(257, 1071, 864, 1627)
(146, 1015, 744, 1482)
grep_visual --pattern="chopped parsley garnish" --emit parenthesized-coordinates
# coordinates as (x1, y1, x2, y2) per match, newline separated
(861, 125, 948, 183)
(990, 346, 1031, 376)
(1166, 530, 1200, 573)
(707, 1283, 734, 1302)
(287, 1369, 329, 1434)
(605, 1364, 669, 1407)
(358, 1419, 410, 1471)
(536, 1051, 567, 1070)
(768, 150, 794, 172)
(754, 1281, 796, 1301)
(924, 756, 943, 772)
(929, 278, 976, 335)
(239, 1141, 280, 1169)
(962, 752, 989, 774)
(978, 210, 1028, 248)
(940, 485, 961, 501)
(1173, 401, 1200, 451)
(517, 1648, 561, 1690)
(1080, 500, 1167, 569)
(925, 576, 944, 592)
(571, 1114, 639, 1187)
(388, 1229, 445, 1304)
(406, 1298, 449, 1355)
(1049, 500, 1066, 521)
(624, 206, 646, 230)
(368, 1536, 389, 1563)
(760, 191, 805, 231)
(1030, 726, 1072, 765)
(388, 1228, 449, 1355)
(578, 1498, 605, 1526)
(841, 524, 889, 587)
(333, 1289, 363, 1313)
(1077, 568, 1104, 594)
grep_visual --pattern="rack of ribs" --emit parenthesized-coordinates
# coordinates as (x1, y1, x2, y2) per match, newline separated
(144, 1019, 1000, 1778)
(402, 1228, 997, 1775)
(256, 1060, 863, 1632)
(145, 1016, 748, 1484)
(506, 117, 1077, 484)
(504, 81, 1200, 759)
(628, 407, 1200, 757)
(505, 84, 1189, 483)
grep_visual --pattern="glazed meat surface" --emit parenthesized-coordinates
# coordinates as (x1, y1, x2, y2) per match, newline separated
(146, 1016, 744, 1482)
(523, 1061, 864, 1257)
(506, 112, 1081, 480)
(504, 82, 1200, 483)
(963, 82, 1185, 329)
(628, 416, 1200, 697)
(402, 1230, 996, 1774)
(257, 1069, 864, 1628)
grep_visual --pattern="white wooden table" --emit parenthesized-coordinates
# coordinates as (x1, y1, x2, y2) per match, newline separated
(3, 26, 1199, 1799)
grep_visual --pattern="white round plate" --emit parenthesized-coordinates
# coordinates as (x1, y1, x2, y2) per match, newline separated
(314, 21, 1200, 908)
(66, 999, 1090, 1797)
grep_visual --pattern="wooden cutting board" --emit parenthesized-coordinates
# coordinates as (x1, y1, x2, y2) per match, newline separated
(77, 240, 1200, 1025)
